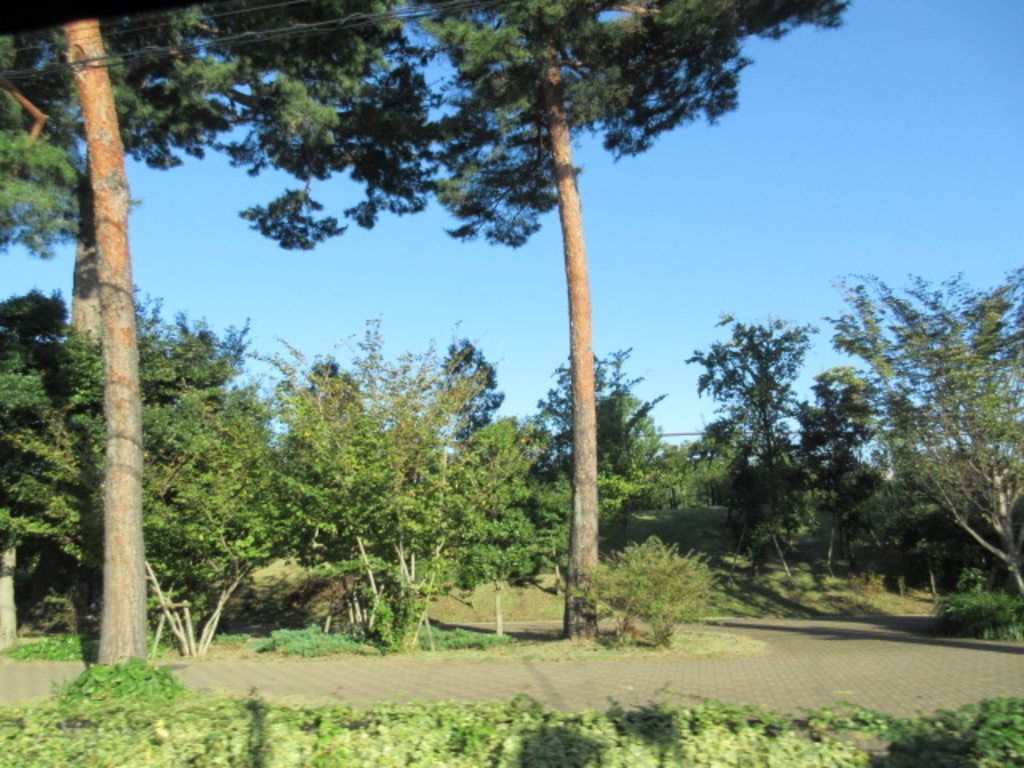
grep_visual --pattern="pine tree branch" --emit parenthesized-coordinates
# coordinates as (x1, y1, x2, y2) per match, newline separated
(0, 77, 49, 139)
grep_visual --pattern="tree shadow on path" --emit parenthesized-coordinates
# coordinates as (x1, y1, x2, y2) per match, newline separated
(716, 615, 1024, 656)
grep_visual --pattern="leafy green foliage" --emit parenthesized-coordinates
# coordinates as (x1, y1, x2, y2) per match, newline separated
(254, 626, 380, 657)
(0, 696, 877, 767)
(59, 658, 185, 706)
(454, 418, 548, 632)
(0, 292, 104, 646)
(0, 293, 95, 547)
(2, 3, 436, 257)
(590, 536, 715, 647)
(0, 31, 78, 260)
(6, 693, 1020, 766)
(445, 338, 505, 435)
(936, 592, 1024, 641)
(6, 633, 95, 661)
(813, 698, 1024, 768)
(0, 294, 282, 655)
(0, 131, 77, 259)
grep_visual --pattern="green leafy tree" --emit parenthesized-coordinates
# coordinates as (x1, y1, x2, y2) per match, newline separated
(274, 325, 520, 649)
(831, 272, 1024, 596)
(423, 0, 847, 637)
(139, 310, 282, 657)
(0, 113, 76, 258)
(676, 425, 738, 509)
(0, 295, 274, 657)
(797, 367, 882, 574)
(1, 2, 435, 266)
(874, 480, 989, 596)
(454, 419, 543, 631)
(144, 391, 282, 657)
(538, 349, 665, 528)
(687, 316, 815, 571)
(455, 417, 544, 635)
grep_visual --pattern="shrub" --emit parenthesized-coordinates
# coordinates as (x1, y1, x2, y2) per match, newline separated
(590, 536, 716, 647)
(254, 626, 381, 657)
(59, 658, 186, 706)
(936, 591, 1024, 641)
(6, 634, 97, 662)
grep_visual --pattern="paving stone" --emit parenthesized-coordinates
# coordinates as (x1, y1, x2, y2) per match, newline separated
(1, 616, 1021, 717)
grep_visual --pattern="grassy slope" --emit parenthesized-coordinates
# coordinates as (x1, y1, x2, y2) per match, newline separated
(429, 507, 933, 625)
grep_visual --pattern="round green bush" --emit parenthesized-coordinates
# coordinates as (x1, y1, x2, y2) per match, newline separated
(590, 536, 716, 647)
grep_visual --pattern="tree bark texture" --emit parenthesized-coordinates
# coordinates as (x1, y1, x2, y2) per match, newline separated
(542, 60, 599, 640)
(66, 18, 148, 664)
(0, 543, 15, 651)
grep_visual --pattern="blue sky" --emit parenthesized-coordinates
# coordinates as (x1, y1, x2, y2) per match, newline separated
(5, 0, 1023, 436)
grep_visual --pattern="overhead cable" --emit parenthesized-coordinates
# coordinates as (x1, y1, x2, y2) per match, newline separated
(0, 0, 506, 83)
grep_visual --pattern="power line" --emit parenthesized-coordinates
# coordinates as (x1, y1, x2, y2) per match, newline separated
(1, 0, 507, 83)
(3, 0, 315, 59)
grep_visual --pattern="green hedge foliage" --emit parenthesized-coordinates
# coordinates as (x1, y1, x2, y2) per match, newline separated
(5, 695, 1022, 767)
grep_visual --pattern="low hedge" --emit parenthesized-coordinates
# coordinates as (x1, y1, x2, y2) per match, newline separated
(2, 694, 1023, 767)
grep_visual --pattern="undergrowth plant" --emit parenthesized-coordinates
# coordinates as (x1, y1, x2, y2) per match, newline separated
(254, 626, 380, 657)
(254, 625, 514, 656)
(6, 634, 97, 662)
(419, 627, 515, 652)
(59, 658, 186, 706)
(936, 591, 1024, 641)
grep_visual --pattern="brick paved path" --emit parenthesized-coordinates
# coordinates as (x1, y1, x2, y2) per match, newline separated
(2, 616, 1021, 717)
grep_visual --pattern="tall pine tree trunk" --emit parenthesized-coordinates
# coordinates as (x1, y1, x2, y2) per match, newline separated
(542, 60, 599, 640)
(66, 19, 148, 665)
(0, 541, 15, 651)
